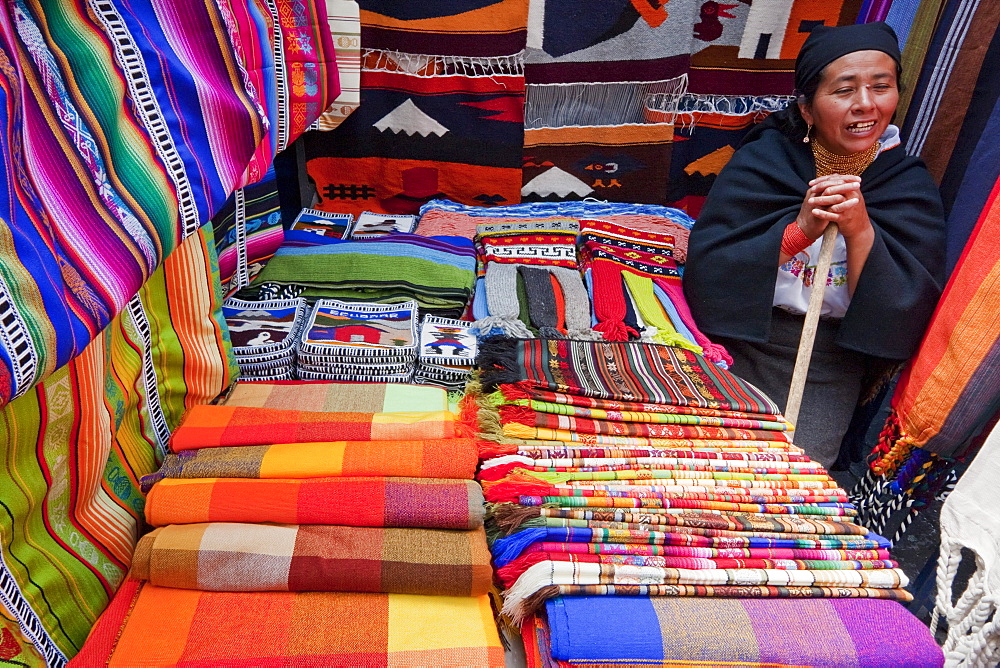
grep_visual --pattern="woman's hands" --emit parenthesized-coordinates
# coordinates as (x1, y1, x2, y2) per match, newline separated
(790, 174, 875, 296)
(796, 174, 872, 240)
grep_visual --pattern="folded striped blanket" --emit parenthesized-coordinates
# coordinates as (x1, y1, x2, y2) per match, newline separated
(514, 494, 854, 515)
(488, 504, 867, 536)
(143, 438, 478, 488)
(131, 523, 492, 596)
(170, 405, 461, 451)
(497, 552, 898, 587)
(491, 527, 891, 567)
(511, 443, 813, 461)
(483, 429, 800, 457)
(481, 455, 825, 480)
(222, 381, 450, 413)
(483, 477, 847, 512)
(498, 411, 793, 442)
(479, 338, 779, 414)
(70, 580, 504, 667)
(502, 561, 911, 623)
(144, 477, 485, 529)
(534, 597, 942, 667)
(489, 384, 784, 421)
(499, 399, 793, 431)
(518, 542, 891, 562)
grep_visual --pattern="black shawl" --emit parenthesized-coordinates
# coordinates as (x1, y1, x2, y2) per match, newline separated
(683, 116, 946, 361)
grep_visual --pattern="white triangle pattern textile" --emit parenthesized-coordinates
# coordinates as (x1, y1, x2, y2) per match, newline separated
(373, 99, 449, 137)
(521, 166, 593, 198)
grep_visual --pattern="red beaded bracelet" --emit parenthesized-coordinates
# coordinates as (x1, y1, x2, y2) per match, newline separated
(780, 221, 814, 257)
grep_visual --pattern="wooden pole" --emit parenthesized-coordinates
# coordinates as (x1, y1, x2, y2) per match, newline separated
(784, 223, 838, 428)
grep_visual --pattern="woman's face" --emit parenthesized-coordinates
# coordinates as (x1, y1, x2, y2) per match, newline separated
(798, 50, 898, 155)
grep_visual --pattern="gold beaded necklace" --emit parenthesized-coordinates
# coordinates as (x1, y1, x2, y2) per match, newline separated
(811, 139, 881, 178)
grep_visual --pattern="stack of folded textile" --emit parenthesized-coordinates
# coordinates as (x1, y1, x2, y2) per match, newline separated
(290, 207, 354, 239)
(416, 200, 695, 249)
(577, 219, 732, 368)
(414, 315, 478, 391)
(471, 338, 937, 666)
(472, 219, 594, 340)
(295, 299, 418, 382)
(222, 297, 308, 380)
(240, 232, 476, 318)
(74, 381, 504, 666)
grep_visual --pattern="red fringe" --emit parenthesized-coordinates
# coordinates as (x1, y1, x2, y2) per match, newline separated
(498, 383, 533, 401)
(497, 551, 551, 587)
(593, 320, 638, 341)
(482, 474, 555, 503)
(477, 439, 517, 459)
(499, 404, 536, 425)
(456, 395, 481, 438)
(870, 410, 913, 477)
(478, 461, 526, 482)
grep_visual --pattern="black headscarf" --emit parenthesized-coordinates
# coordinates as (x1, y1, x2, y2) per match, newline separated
(794, 22, 902, 93)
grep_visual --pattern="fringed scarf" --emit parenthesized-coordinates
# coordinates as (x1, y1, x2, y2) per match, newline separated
(474, 220, 593, 339)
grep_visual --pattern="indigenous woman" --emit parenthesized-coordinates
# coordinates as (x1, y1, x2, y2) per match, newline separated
(683, 22, 946, 468)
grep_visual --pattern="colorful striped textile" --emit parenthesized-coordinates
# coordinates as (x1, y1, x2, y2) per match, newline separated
(490, 467, 831, 487)
(243, 234, 477, 317)
(902, 1, 1000, 182)
(498, 553, 898, 588)
(485, 384, 786, 422)
(222, 380, 450, 413)
(491, 527, 891, 569)
(519, 543, 889, 563)
(499, 398, 792, 431)
(488, 505, 865, 537)
(143, 438, 478, 487)
(861, 173, 1000, 524)
(478, 338, 780, 414)
(509, 442, 813, 461)
(212, 167, 283, 294)
(534, 596, 943, 667)
(515, 496, 856, 517)
(69, 579, 504, 667)
(169, 405, 461, 451)
(144, 477, 485, 529)
(0, 0, 338, 407)
(131, 523, 492, 596)
(498, 409, 793, 442)
(1, 227, 234, 664)
(501, 561, 910, 623)
(416, 200, 695, 247)
(481, 455, 825, 479)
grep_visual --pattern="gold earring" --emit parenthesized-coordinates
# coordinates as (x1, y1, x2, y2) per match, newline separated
(803, 124, 812, 144)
